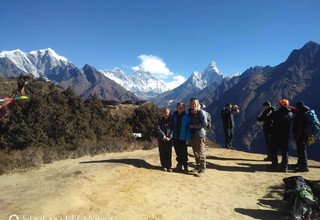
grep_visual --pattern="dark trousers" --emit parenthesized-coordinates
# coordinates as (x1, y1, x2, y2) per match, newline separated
(173, 139, 188, 167)
(158, 140, 172, 169)
(270, 145, 289, 168)
(296, 137, 308, 168)
(264, 130, 272, 158)
(223, 127, 234, 148)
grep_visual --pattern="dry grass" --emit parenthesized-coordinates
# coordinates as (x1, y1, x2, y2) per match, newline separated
(0, 137, 158, 175)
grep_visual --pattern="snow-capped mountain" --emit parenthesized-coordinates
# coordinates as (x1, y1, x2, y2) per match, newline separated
(151, 61, 224, 107)
(0, 48, 72, 78)
(100, 68, 170, 99)
(0, 48, 138, 101)
(186, 61, 222, 90)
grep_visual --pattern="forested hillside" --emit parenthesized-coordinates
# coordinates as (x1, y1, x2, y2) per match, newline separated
(0, 76, 161, 174)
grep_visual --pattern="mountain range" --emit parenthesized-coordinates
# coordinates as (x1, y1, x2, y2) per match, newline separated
(0, 48, 224, 102)
(1, 41, 319, 160)
(0, 48, 138, 102)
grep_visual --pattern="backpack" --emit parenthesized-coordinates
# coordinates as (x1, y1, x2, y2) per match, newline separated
(281, 176, 320, 220)
(203, 110, 211, 131)
(304, 109, 320, 145)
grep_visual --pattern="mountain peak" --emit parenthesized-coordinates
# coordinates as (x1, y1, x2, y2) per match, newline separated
(135, 70, 154, 78)
(305, 41, 319, 47)
(182, 62, 223, 91)
(285, 41, 320, 65)
(204, 61, 221, 75)
(30, 48, 69, 62)
(100, 68, 170, 99)
(83, 64, 96, 71)
(0, 49, 25, 58)
(111, 67, 124, 72)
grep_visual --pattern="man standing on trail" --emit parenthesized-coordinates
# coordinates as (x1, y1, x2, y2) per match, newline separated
(172, 102, 191, 173)
(269, 99, 293, 172)
(257, 101, 276, 161)
(189, 98, 208, 177)
(291, 101, 311, 172)
(221, 103, 240, 150)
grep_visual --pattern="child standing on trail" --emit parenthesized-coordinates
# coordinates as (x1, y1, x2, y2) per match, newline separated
(156, 108, 173, 172)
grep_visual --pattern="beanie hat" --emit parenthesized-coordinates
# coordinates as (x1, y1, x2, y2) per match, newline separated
(279, 99, 289, 107)
(262, 101, 271, 107)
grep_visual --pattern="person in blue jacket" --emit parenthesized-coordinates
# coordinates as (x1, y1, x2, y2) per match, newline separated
(171, 102, 191, 173)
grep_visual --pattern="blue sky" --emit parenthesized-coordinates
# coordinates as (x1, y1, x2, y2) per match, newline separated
(1, 0, 320, 87)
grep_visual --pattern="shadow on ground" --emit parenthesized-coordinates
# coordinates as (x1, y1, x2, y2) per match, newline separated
(206, 161, 307, 173)
(234, 208, 282, 220)
(205, 161, 270, 173)
(235, 184, 285, 220)
(207, 155, 263, 162)
(79, 158, 159, 170)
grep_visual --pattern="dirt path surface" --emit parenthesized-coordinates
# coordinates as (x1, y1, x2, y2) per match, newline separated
(0, 147, 319, 219)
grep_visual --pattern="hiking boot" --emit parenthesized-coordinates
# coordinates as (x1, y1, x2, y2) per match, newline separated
(294, 167, 309, 172)
(174, 165, 183, 172)
(183, 165, 189, 174)
(161, 167, 167, 172)
(190, 167, 200, 173)
(194, 169, 205, 177)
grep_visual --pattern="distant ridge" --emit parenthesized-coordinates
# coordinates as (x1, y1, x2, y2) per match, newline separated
(0, 49, 138, 102)
(100, 68, 169, 99)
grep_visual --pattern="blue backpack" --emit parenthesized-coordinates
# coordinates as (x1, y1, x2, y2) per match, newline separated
(304, 109, 320, 145)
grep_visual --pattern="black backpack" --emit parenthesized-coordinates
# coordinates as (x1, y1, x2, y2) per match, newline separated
(281, 176, 320, 219)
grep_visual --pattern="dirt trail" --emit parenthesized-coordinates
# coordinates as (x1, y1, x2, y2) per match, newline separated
(0, 147, 319, 219)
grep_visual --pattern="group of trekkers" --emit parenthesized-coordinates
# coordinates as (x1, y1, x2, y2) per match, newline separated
(257, 99, 314, 173)
(157, 97, 317, 176)
(156, 98, 207, 177)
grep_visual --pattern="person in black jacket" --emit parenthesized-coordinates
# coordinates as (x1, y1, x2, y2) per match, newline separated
(156, 108, 173, 172)
(269, 99, 293, 172)
(257, 101, 276, 161)
(292, 101, 310, 172)
(221, 103, 240, 149)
